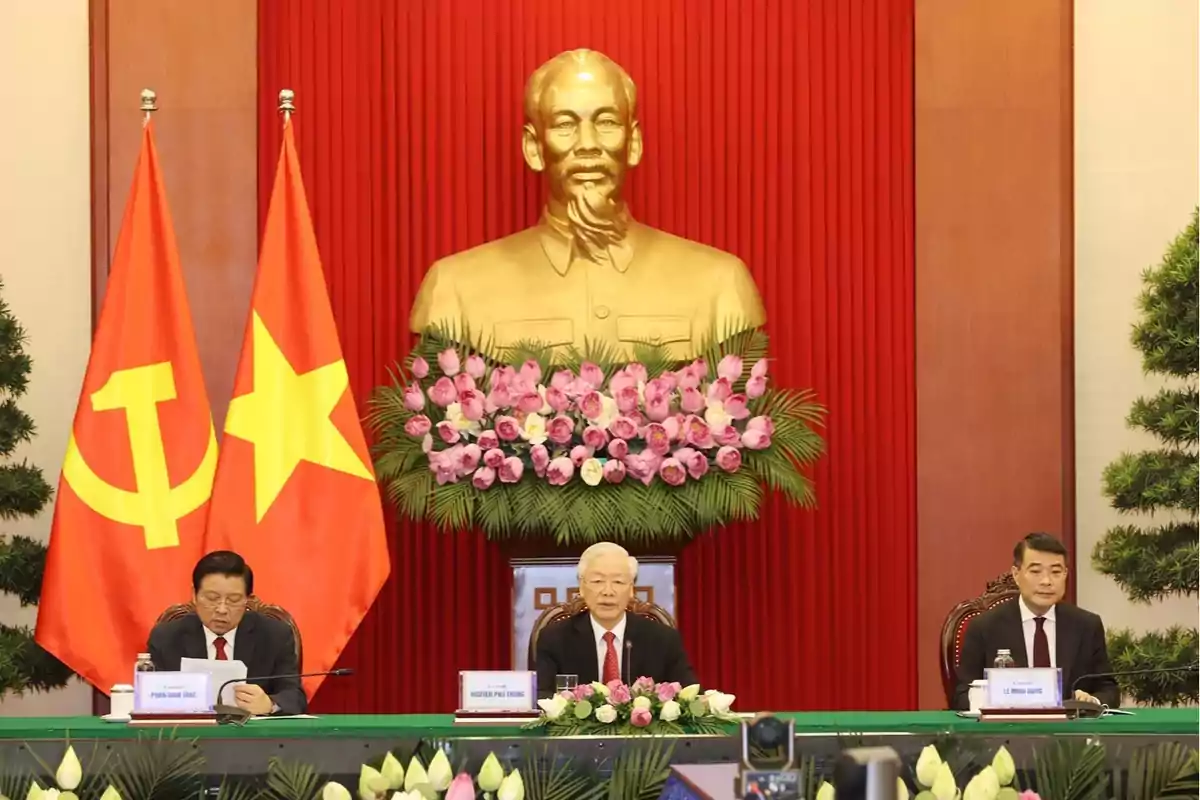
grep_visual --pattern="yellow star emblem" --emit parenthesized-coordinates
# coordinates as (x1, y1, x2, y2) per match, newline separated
(224, 311, 372, 521)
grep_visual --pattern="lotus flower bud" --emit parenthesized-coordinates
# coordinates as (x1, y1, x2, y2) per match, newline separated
(358, 764, 386, 799)
(322, 783, 352, 800)
(54, 747, 82, 791)
(444, 774, 476, 800)
(897, 777, 910, 800)
(497, 769, 525, 800)
(974, 766, 1000, 800)
(814, 782, 835, 800)
(678, 684, 701, 702)
(477, 752, 505, 792)
(427, 750, 453, 791)
(992, 746, 1015, 787)
(915, 744, 942, 788)
(931, 762, 958, 800)
(996, 788, 1020, 800)
(24, 784, 42, 800)
(380, 753, 405, 790)
(100, 790, 123, 800)
(402, 756, 428, 792)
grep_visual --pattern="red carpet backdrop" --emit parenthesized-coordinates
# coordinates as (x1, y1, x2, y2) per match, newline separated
(258, 0, 915, 712)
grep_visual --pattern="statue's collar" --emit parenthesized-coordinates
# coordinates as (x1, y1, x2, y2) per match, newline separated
(538, 210, 635, 277)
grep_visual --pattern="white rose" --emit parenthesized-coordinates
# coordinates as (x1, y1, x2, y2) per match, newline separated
(445, 402, 481, 435)
(660, 700, 681, 721)
(591, 681, 610, 697)
(580, 458, 604, 486)
(632, 696, 652, 710)
(537, 695, 568, 720)
(536, 386, 552, 415)
(704, 400, 731, 430)
(594, 704, 618, 724)
(703, 690, 735, 715)
(595, 394, 619, 428)
(520, 413, 547, 445)
(915, 744, 942, 787)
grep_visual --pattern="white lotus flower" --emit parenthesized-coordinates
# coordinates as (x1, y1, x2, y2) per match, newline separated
(992, 746, 1015, 786)
(814, 781, 834, 800)
(897, 777, 909, 800)
(380, 753, 405, 789)
(678, 684, 700, 701)
(703, 690, 735, 715)
(99, 788, 123, 800)
(359, 764, 386, 799)
(322, 784, 352, 800)
(477, 753, 505, 792)
(498, 769, 525, 800)
(931, 761, 958, 800)
(427, 749, 453, 791)
(915, 744, 942, 787)
(54, 747, 82, 791)
(402, 756, 428, 792)
(537, 695, 568, 720)
(519, 413, 547, 445)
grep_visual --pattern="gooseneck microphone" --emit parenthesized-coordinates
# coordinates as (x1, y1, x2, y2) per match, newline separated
(215, 668, 354, 725)
(624, 639, 633, 686)
(1066, 664, 1198, 717)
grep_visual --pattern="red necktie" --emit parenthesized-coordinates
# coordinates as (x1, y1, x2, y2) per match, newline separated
(214, 636, 229, 661)
(602, 631, 620, 684)
(1033, 617, 1050, 668)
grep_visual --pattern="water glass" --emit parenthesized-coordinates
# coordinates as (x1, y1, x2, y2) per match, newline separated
(555, 674, 579, 692)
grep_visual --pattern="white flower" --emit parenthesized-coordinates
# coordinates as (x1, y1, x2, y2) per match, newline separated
(991, 746, 1015, 786)
(402, 757, 428, 792)
(359, 764, 387, 799)
(55, 747, 82, 791)
(498, 769, 525, 800)
(915, 744, 942, 787)
(580, 458, 604, 486)
(660, 700, 681, 721)
(25, 785, 44, 800)
(703, 690, 735, 715)
(427, 750, 453, 791)
(897, 777, 909, 800)
(445, 402, 481, 436)
(520, 413, 547, 445)
(41, 791, 60, 800)
(814, 782, 834, 800)
(391, 793, 423, 800)
(703, 400, 731, 429)
(99, 788, 123, 800)
(380, 753, 405, 789)
(537, 695, 568, 720)
(678, 684, 700, 701)
(477, 753, 505, 792)
(973, 766, 1000, 800)
(591, 681, 611, 697)
(322, 784, 352, 800)
(594, 704, 618, 723)
(632, 696, 652, 710)
(931, 761, 958, 800)
(535, 386, 553, 415)
(594, 394, 619, 428)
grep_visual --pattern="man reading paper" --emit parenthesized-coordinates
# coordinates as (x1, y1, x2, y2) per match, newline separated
(147, 551, 306, 715)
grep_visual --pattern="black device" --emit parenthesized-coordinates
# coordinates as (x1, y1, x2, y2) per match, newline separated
(214, 668, 353, 725)
(737, 715, 801, 800)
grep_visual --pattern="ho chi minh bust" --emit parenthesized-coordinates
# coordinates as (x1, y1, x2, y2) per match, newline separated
(409, 49, 766, 359)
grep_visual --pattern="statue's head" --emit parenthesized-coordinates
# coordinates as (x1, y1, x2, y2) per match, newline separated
(523, 50, 642, 250)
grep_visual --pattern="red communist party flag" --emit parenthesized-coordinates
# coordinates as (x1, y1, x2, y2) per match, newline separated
(205, 116, 390, 698)
(36, 119, 218, 693)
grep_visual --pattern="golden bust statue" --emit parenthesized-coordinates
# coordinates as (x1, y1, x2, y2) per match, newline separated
(409, 49, 766, 358)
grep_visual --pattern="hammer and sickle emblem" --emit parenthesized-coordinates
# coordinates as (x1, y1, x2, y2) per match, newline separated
(62, 362, 218, 550)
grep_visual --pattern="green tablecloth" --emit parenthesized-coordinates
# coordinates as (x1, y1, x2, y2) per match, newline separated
(0, 709, 1193, 740)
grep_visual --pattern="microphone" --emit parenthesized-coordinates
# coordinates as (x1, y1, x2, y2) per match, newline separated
(215, 668, 353, 725)
(624, 639, 633, 686)
(1066, 664, 1198, 717)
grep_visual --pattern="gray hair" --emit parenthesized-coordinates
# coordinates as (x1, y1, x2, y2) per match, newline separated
(524, 49, 639, 127)
(577, 542, 639, 582)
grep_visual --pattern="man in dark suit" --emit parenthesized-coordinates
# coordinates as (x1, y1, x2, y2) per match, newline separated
(953, 532, 1120, 710)
(147, 551, 306, 715)
(535, 542, 698, 696)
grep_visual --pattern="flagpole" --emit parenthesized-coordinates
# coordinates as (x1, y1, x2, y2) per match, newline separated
(140, 88, 157, 126)
(278, 88, 295, 125)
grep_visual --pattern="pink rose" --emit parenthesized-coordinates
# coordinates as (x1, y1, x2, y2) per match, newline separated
(747, 415, 775, 436)
(716, 445, 743, 472)
(436, 421, 461, 444)
(494, 415, 520, 441)
(472, 466, 496, 490)
(428, 377, 458, 407)
(645, 396, 671, 422)
(530, 444, 550, 477)
(404, 415, 431, 438)
(632, 676, 656, 694)
(684, 416, 714, 449)
(603, 459, 626, 483)
(630, 707, 652, 727)
(623, 453, 655, 486)
(693, 358, 709, 377)
(674, 447, 709, 480)
(583, 425, 609, 450)
(578, 391, 603, 420)
(545, 385, 571, 413)
(546, 456, 574, 486)
(750, 358, 768, 379)
(437, 348, 461, 376)
(626, 363, 649, 384)
(659, 457, 687, 486)
(489, 365, 515, 390)
(706, 377, 732, 403)
(403, 384, 425, 411)
(656, 681, 682, 702)
(715, 425, 743, 447)
(453, 373, 476, 394)
(658, 371, 679, 392)
(644, 423, 672, 456)
(546, 415, 575, 445)
(550, 369, 574, 391)
(746, 375, 768, 399)
(572, 683, 595, 701)
(724, 394, 750, 420)
(680, 386, 705, 414)
(483, 448, 506, 469)
(609, 371, 637, 395)
(663, 415, 683, 442)
(477, 430, 499, 450)
(486, 384, 513, 410)
(607, 438, 629, 460)
(458, 389, 484, 421)
(430, 450, 459, 485)
(608, 683, 632, 704)
(411, 356, 430, 379)
(519, 359, 542, 386)
(517, 392, 544, 414)
(465, 354, 487, 379)
(677, 365, 702, 390)
(499, 456, 524, 483)
(742, 428, 771, 449)
(579, 362, 604, 389)
(569, 445, 593, 466)
(643, 378, 671, 405)
(614, 385, 640, 413)
(455, 443, 482, 475)
(717, 354, 743, 382)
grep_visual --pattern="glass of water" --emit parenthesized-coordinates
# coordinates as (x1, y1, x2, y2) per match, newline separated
(555, 674, 579, 693)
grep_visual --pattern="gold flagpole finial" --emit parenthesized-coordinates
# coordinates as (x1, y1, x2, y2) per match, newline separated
(140, 89, 157, 124)
(278, 89, 295, 123)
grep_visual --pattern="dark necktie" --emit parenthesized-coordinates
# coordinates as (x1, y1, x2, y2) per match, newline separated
(214, 636, 229, 661)
(602, 631, 620, 684)
(1033, 617, 1050, 668)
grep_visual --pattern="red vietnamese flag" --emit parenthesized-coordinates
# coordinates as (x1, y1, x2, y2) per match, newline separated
(36, 120, 217, 692)
(205, 117, 389, 698)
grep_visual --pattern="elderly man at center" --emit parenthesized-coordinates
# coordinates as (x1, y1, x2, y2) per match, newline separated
(535, 542, 698, 697)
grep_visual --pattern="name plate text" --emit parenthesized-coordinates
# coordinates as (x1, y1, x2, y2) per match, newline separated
(984, 667, 1062, 708)
(459, 670, 537, 712)
(134, 671, 211, 713)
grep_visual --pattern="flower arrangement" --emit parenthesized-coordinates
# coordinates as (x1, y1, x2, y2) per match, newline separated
(322, 750, 522, 800)
(370, 326, 824, 543)
(815, 745, 1029, 800)
(524, 677, 738, 736)
(11, 746, 122, 800)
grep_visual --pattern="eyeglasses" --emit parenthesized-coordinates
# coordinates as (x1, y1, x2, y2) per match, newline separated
(584, 578, 631, 590)
(197, 592, 246, 609)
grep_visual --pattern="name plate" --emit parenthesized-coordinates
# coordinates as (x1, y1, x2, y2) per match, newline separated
(134, 671, 211, 713)
(458, 670, 536, 712)
(985, 667, 1062, 708)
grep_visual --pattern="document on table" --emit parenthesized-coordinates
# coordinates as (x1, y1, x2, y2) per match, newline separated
(180, 657, 247, 707)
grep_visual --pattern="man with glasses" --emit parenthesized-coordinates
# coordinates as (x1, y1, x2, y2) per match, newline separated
(535, 542, 698, 696)
(953, 532, 1120, 710)
(147, 550, 306, 715)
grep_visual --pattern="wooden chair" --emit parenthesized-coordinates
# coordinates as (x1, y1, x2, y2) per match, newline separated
(157, 597, 303, 671)
(939, 572, 1019, 707)
(527, 595, 676, 669)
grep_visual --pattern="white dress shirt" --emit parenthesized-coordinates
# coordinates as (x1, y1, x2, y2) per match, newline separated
(590, 613, 627, 682)
(1018, 596, 1056, 668)
(203, 625, 238, 661)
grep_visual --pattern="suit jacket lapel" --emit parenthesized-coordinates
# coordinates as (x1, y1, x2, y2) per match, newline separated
(570, 613, 599, 684)
(183, 615, 208, 661)
(1001, 602, 1030, 667)
(1055, 605, 1080, 683)
(236, 612, 258, 672)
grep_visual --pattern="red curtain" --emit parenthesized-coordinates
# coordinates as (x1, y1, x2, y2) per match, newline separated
(258, 0, 915, 713)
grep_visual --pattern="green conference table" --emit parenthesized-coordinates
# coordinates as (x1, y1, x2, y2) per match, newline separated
(0, 710, 1193, 781)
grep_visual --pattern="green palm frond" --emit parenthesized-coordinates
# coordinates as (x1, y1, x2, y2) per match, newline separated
(106, 732, 206, 800)
(260, 756, 328, 800)
(1031, 739, 1108, 800)
(217, 776, 265, 800)
(1115, 742, 1200, 800)
(522, 747, 601, 800)
(604, 737, 675, 800)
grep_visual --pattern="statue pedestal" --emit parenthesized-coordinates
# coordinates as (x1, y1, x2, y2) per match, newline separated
(509, 555, 677, 670)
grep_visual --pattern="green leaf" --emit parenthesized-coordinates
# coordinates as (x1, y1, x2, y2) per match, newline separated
(260, 756, 329, 800)
(522, 746, 602, 800)
(1103, 450, 1199, 515)
(1120, 742, 1199, 800)
(1132, 209, 1198, 378)
(1091, 522, 1198, 602)
(106, 731, 206, 800)
(1106, 627, 1199, 706)
(1032, 739, 1108, 800)
(604, 736, 675, 800)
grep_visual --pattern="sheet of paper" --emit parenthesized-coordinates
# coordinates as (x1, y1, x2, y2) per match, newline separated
(180, 657, 247, 707)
